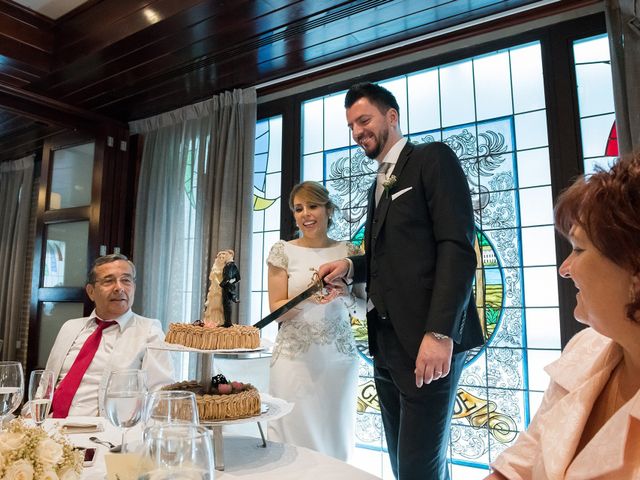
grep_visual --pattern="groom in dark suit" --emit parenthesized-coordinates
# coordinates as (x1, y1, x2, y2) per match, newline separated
(319, 82, 484, 479)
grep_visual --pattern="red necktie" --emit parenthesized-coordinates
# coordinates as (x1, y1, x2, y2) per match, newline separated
(51, 319, 117, 418)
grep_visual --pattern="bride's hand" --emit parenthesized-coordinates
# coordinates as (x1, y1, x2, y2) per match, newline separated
(314, 280, 351, 304)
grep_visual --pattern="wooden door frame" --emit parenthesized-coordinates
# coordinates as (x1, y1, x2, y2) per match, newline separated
(27, 123, 132, 372)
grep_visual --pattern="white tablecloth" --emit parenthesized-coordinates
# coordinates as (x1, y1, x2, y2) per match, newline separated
(45, 417, 133, 480)
(51, 417, 379, 480)
(214, 436, 378, 479)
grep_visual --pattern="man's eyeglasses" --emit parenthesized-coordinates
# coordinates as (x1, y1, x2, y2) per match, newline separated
(94, 276, 135, 288)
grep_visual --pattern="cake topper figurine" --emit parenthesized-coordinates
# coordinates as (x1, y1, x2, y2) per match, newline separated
(203, 249, 240, 328)
(220, 252, 240, 327)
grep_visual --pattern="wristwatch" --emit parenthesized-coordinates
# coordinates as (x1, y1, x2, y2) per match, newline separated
(431, 332, 450, 340)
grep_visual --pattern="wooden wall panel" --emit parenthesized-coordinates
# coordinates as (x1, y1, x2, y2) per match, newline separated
(41, 0, 531, 116)
(0, 0, 52, 86)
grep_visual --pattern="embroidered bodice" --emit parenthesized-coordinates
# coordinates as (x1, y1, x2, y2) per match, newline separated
(267, 240, 360, 360)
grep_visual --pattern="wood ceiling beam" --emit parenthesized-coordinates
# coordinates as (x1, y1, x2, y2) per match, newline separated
(0, 1, 53, 77)
(54, 0, 207, 65)
(0, 80, 125, 132)
(42, 0, 347, 98)
(0, 0, 52, 31)
(0, 122, 63, 158)
(0, 37, 50, 73)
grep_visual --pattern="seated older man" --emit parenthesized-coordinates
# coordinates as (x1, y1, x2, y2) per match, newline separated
(46, 253, 174, 418)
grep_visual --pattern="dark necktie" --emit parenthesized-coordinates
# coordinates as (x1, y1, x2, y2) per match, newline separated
(51, 318, 117, 418)
(375, 161, 392, 206)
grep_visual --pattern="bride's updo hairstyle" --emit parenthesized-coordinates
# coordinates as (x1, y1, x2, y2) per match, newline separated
(289, 181, 337, 229)
(554, 151, 640, 322)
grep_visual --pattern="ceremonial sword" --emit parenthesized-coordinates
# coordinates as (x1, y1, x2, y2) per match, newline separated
(252, 275, 325, 329)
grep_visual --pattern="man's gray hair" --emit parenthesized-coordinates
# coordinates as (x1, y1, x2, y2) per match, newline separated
(87, 253, 137, 284)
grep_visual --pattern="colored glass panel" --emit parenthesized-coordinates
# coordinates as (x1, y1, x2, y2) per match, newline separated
(573, 34, 617, 174)
(252, 115, 283, 343)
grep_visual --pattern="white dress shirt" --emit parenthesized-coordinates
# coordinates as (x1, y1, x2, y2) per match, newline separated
(47, 309, 175, 417)
(377, 136, 407, 178)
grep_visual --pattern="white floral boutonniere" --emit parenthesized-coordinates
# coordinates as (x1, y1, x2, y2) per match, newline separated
(382, 175, 397, 197)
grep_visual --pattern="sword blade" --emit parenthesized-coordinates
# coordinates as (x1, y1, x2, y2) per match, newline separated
(253, 280, 324, 329)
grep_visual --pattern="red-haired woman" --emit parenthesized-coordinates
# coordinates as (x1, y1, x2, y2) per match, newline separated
(488, 153, 640, 479)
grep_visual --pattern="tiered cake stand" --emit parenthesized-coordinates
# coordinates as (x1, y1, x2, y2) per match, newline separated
(148, 342, 293, 470)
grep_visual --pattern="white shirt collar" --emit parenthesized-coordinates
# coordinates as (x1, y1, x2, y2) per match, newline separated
(378, 137, 407, 166)
(87, 308, 134, 332)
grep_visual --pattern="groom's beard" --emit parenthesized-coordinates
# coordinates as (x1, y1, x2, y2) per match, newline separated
(362, 126, 389, 160)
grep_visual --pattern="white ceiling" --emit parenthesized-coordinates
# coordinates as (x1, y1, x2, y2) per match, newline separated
(12, 0, 87, 19)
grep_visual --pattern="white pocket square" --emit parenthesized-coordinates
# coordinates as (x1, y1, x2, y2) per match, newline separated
(391, 186, 413, 200)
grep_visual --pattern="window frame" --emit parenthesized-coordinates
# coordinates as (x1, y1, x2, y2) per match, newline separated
(257, 12, 608, 349)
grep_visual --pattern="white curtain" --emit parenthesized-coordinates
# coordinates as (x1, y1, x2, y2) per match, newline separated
(130, 89, 256, 329)
(0, 155, 35, 360)
(605, 0, 640, 154)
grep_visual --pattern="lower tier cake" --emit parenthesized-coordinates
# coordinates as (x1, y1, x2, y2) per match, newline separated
(162, 379, 261, 421)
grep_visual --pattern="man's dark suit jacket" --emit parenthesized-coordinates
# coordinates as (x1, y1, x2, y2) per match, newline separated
(352, 140, 484, 359)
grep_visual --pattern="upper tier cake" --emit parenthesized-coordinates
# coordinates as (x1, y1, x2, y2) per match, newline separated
(164, 323, 260, 350)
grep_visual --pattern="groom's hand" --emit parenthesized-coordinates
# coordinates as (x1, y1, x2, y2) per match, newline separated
(317, 258, 350, 285)
(415, 333, 453, 387)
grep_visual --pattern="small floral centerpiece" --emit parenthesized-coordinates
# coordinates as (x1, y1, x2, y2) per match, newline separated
(0, 419, 83, 480)
(382, 175, 397, 197)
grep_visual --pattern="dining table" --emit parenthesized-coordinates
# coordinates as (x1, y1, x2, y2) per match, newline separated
(50, 416, 380, 480)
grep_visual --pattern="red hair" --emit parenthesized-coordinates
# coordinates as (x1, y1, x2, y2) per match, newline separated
(555, 152, 640, 321)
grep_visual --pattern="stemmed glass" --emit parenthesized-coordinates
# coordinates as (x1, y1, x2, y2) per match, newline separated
(28, 369, 55, 425)
(103, 369, 147, 453)
(138, 424, 214, 480)
(144, 390, 199, 429)
(0, 361, 24, 425)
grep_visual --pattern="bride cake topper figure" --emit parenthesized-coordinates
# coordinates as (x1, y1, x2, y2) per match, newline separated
(203, 249, 240, 328)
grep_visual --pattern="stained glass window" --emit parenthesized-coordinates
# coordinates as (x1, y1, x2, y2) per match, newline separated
(573, 34, 617, 174)
(252, 115, 283, 342)
(301, 41, 562, 478)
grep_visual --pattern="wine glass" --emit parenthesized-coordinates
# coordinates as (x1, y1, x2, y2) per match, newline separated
(138, 424, 214, 480)
(28, 369, 55, 425)
(104, 369, 147, 453)
(0, 361, 24, 424)
(144, 391, 199, 429)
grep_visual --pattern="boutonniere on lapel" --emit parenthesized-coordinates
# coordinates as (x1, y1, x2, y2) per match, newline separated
(382, 175, 397, 198)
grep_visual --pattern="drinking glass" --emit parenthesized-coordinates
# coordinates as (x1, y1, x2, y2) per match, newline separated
(138, 424, 214, 480)
(144, 391, 199, 429)
(28, 369, 55, 425)
(0, 361, 24, 424)
(104, 369, 147, 453)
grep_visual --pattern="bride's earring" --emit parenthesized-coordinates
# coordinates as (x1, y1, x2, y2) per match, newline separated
(630, 273, 640, 302)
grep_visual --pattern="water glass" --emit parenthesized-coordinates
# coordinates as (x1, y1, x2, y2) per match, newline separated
(104, 369, 147, 452)
(144, 390, 199, 428)
(0, 361, 24, 424)
(28, 369, 55, 425)
(138, 424, 214, 480)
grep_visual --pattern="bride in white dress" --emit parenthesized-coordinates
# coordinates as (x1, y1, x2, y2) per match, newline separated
(267, 181, 361, 461)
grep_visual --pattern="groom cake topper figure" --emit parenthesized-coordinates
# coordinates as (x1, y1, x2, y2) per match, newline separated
(203, 249, 240, 328)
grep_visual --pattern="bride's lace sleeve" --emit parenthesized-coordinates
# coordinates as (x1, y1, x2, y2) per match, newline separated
(266, 240, 288, 271)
